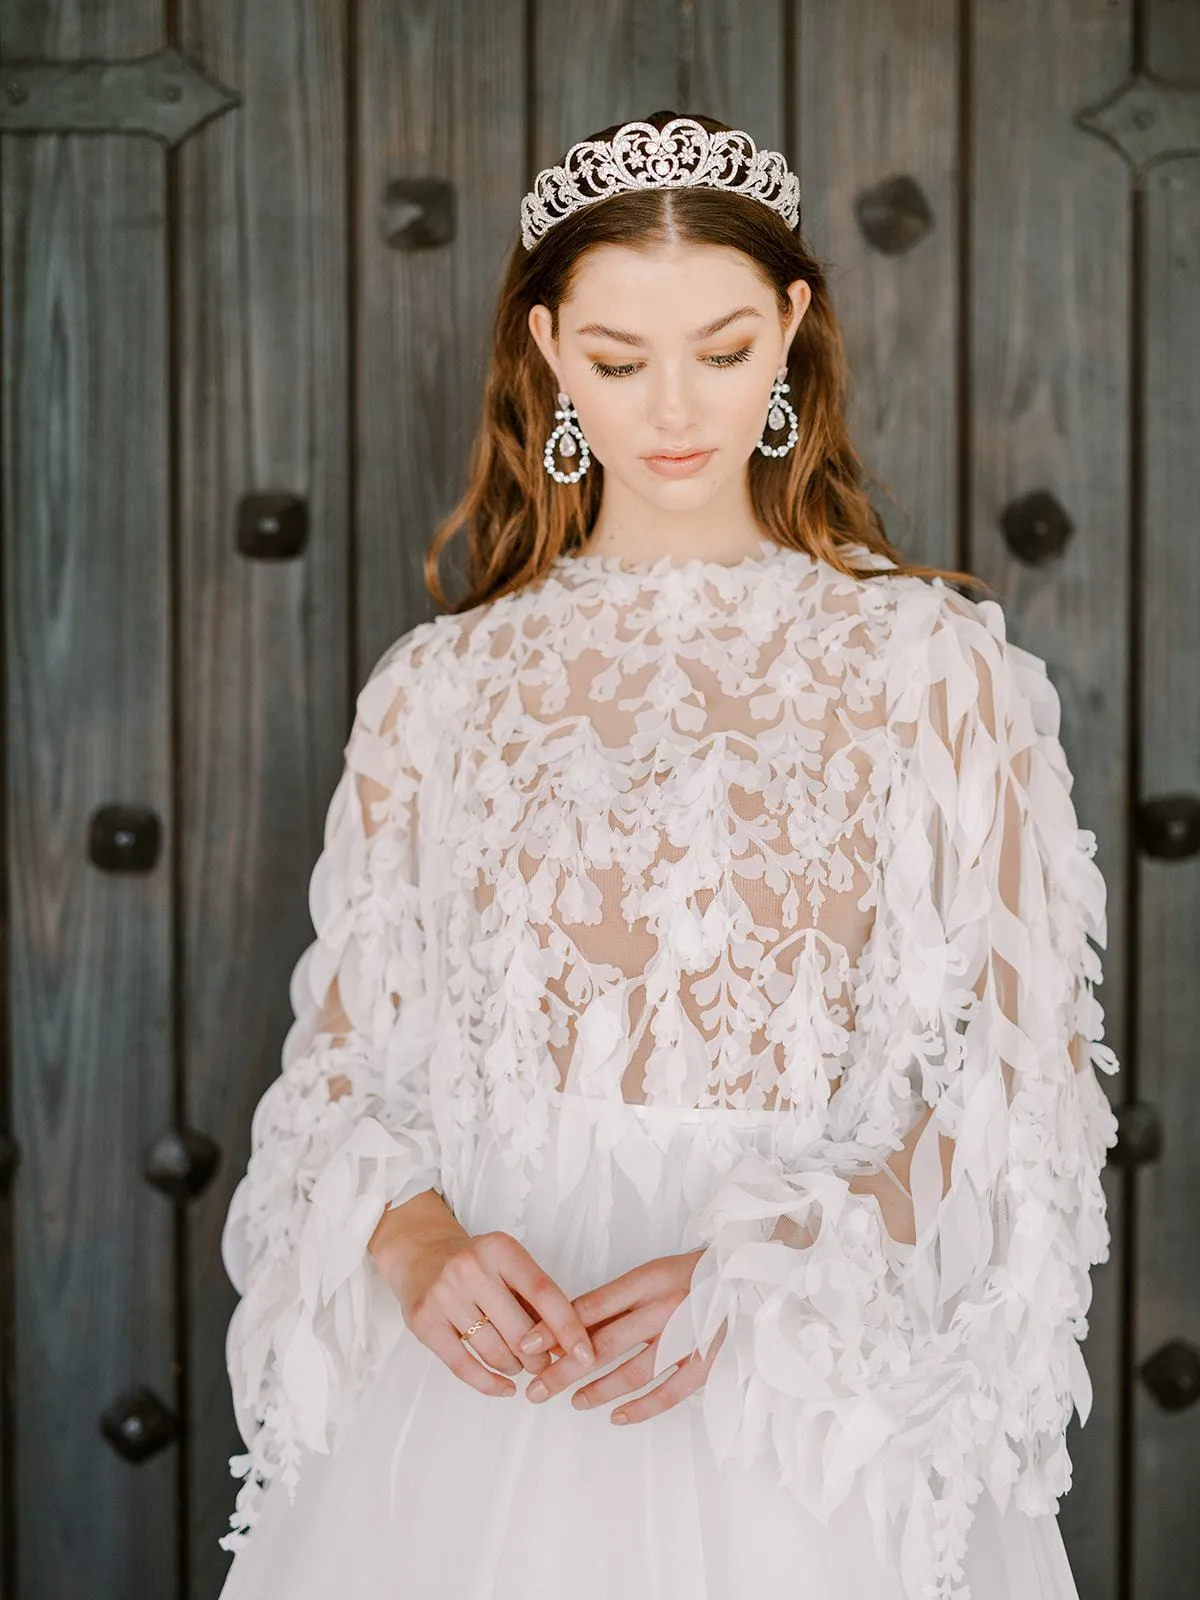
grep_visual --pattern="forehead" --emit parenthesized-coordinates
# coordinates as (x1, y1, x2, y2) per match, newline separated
(562, 242, 769, 329)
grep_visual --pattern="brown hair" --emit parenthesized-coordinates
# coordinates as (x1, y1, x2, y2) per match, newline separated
(424, 109, 984, 615)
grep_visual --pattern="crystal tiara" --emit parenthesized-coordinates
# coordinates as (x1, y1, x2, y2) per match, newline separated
(520, 116, 801, 251)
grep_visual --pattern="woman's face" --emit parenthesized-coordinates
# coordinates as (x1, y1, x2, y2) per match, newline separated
(528, 241, 810, 508)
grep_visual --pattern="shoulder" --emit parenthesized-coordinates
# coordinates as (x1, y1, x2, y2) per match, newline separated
(352, 610, 478, 768)
(843, 562, 1061, 745)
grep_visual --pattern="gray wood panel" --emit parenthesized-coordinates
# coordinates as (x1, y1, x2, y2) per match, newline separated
(535, 0, 688, 154)
(173, 2, 353, 1593)
(1134, 2, 1200, 1588)
(796, 0, 960, 572)
(968, 3, 1132, 1593)
(356, 0, 527, 670)
(0, 37, 11, 1600)
(691, 0, 787, 135)
(0, 2, 177, 1593)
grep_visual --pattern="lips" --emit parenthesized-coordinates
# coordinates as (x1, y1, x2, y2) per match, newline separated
(642, 447, 715, 478)
(645, 450, 708, 460)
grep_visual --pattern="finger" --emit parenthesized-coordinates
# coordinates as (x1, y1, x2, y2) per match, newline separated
(455, 1312, 524, 1376)
(517, 1305, 621, 1358)
(434, 1276, 527, 1377)
(570, 1342, 661, 1409)
(435, 1243, 552, 1376)
(605, 1351, 707, 1424)
(522, 1303, 650, 1389)
(472, 1278, 558, 1376)
(418, 1314, 517, 1398)
(502, 1288, 561, 1374)
(527, 1309, 655, 1402)
(517, 1265, 656, 1358)
(606, 1323, 725, 1424)
(568, 1263, 662, 1328)
(487, 1235, 598, 1366)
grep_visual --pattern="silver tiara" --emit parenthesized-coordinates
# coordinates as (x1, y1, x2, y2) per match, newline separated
(520, 117, 801, 251)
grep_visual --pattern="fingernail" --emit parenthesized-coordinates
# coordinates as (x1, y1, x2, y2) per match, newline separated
(520, 1333, 543, 1353)
(527, 1380, 547, 1402)
(612, 1411, 628, 1425)
(572, 1391, 590, 1409)
(573, 1342, 593, 1365)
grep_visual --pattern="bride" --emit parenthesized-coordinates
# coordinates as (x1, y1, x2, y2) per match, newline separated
(216, 109, 1119, 1600)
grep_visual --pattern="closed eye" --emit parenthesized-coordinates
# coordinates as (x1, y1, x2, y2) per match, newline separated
(589, 344, 755, 379)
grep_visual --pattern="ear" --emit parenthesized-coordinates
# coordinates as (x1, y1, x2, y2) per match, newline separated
(527, 304, 563, 386)
(781, 279, 812, 359)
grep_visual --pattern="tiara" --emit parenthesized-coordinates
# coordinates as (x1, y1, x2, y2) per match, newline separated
(520, 116, 801, 250)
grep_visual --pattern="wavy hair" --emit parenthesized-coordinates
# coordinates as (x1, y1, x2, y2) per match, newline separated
(424, 108, 983, 614)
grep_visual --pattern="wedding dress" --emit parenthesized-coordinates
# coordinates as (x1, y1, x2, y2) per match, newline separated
(215, 538, 1118, 1600)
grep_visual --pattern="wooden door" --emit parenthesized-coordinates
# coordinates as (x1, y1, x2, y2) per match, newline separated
(0, 3, 1195, 1596)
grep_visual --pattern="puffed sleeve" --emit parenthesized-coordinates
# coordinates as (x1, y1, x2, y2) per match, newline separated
(653, 584, 1121, 1600)
(218, 635, 443, 1554)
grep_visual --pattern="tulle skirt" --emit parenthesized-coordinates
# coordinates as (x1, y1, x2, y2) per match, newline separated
(217, 1093, 1082, 1600)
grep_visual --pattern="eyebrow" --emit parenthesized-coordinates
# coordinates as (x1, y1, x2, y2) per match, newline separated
(574, 305, 764, 347)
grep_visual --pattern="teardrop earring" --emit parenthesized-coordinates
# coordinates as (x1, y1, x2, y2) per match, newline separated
(543, 390, 591, 483)
(756, 365, 799, 457)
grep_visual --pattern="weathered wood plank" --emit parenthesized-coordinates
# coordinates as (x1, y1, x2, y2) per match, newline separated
(535, 0, 686, 158)
(969, 3, 1132, 1593)
(795, 0, 960, 571)
(356, 0, 527, 668)
(689, 1, 786, 152)
(1133, 3, 1200, 1589)
(172, 1, 353, 1591)
(0, 52, 12, 1600)
(0, 0, 177, 1590)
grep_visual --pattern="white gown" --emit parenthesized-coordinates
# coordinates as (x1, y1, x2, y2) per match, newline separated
(216, 539, 1119, 1600)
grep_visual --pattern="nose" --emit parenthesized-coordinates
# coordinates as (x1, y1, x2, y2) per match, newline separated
(645, 359, 701, 439)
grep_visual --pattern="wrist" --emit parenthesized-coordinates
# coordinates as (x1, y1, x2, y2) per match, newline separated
(368, 1187, 463, 1275)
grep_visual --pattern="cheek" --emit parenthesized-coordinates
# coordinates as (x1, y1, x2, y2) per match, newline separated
(572, 387, 634, 451)
(594, 383, 637, 422)
(733, 368, 776, 421)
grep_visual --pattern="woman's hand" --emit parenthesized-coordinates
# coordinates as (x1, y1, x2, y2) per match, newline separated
(517, 1248, 726, 1424)
(370, 1197, 597, 1398)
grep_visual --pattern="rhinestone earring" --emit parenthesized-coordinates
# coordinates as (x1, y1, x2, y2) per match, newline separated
(756, 365, 799, 457)
(543, 390, 591, 482)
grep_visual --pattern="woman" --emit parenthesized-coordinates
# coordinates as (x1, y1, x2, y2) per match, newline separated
(216, 110, 1119, 1600)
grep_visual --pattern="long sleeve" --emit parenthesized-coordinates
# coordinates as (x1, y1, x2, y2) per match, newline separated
(653, 586, 1120, 1600)
(219, 639, 443, 1554)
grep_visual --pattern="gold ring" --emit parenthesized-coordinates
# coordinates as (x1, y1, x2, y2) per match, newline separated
(460, 1314, 491, 1341)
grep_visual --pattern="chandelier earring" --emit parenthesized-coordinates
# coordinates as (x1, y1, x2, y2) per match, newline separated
(756, 364, 799, 457)
(543, 389, 591, 483)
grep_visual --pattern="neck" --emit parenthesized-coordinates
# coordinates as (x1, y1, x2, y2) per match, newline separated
(580, 474, 773, 567)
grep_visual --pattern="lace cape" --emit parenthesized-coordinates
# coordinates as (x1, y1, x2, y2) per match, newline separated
(219, 540, 1119, 1600)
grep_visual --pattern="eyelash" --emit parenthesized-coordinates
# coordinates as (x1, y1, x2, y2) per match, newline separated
(589, 344, 755, 379)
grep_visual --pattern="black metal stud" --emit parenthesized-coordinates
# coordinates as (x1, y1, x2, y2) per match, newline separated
(100, 1384, 180, 1463)
(236, 491, 307, 560)
(1110, 1100, 1162, 1167)
(382, 176, 456, 250)
(143, 1125, 221, 1202)
(88, 804, 161, 873)
(0, 1130, 19, 1196)
(853, 175, 934, 256)
(1140, 1339, 1200, 1413)
(999, 489, 1074, 566)
(1136, 794, 1200, 860)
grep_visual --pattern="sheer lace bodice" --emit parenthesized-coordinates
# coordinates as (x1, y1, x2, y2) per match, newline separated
(220, 539, 1119, 1600)
(467, 544, 881, 1119)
